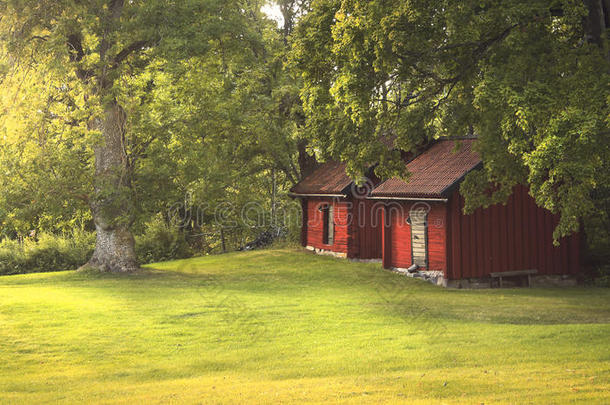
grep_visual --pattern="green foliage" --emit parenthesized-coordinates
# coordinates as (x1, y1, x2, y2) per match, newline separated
(0, 0, 307, 262)
(0, 229, 94, 276)
(291, 0, 610, 244)
(0, 217, 200, 274)
(595, 264, 610, 287)
(135, 215, 191, 264)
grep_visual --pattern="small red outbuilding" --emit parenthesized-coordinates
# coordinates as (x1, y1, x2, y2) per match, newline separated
(291, 139, 581, 287)
(289, 161, 383, 260)
(371, 139, 580, 287)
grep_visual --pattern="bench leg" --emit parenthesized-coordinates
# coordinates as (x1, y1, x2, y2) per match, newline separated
(499, 276, 503, 288)
(527, 274, 531, 288)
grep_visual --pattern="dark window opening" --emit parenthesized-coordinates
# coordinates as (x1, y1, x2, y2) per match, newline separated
(322, 204, 334, 245)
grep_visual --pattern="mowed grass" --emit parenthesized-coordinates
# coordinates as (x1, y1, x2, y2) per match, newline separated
(0, 249, 609, 404)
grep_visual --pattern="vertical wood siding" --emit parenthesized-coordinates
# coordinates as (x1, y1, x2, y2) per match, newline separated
(382, 207, 392, 268)
(382, 201, 447, 272)
(303, 198, 383, 259)
(300, 198, 308, 247)
(446, 185, 580, 279)
(351, 199, 383, 259)
(305, 198, 351, 254)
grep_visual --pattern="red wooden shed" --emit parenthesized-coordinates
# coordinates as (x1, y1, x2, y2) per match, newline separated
(289, 162, 383, 260)
(369, 139, 580, 287)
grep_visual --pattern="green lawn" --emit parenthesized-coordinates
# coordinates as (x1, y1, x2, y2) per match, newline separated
(0, 248, 609, 404)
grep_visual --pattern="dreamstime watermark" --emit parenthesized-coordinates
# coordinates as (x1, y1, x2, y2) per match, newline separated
(166, 181, 448, 342)
(174, 261, 268, 344)
(166, 181, 445, 232)
(167, 193, 303, 232)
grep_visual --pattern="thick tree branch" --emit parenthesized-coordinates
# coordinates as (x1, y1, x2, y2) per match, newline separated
(386, 22, 521, 112)
(113, 40, 150, 67)
(67, 33, 94, 81)
(98, 0, 124, 88)
(28, 35, 49, 43)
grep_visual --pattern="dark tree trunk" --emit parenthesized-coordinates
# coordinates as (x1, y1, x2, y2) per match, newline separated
(584, 0, 608, 54)
(220, 227, 227, 253)
(85, 102, 138, 272)
(271, 167, 277, 226)
(297, 139, 318, 180)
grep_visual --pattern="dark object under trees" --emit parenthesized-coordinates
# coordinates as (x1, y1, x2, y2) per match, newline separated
(239, 227, 287, 252)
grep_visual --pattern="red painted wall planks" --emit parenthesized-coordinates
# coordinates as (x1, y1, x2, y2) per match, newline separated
(303, 184, 580, 279)
(304, 197, 382, 258)
(383, 201, 447, 272)
(447, 185, 580, 278)
(351, 199, 383, 259)
(300, 199, 308, 247)
(305, 198, 350, 254)
(449, 196, 462, 279)
(382, 208, 392, 268)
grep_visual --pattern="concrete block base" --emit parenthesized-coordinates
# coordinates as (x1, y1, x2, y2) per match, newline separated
(306, 246, 347, 259)
(390, 267, 447, 286)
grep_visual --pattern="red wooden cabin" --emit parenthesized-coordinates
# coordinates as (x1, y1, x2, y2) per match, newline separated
(289, 162, 383, 260)
(369, 139, 580, 287)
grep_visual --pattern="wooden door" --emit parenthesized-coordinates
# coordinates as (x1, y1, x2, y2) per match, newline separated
(410, 207, 428, 267)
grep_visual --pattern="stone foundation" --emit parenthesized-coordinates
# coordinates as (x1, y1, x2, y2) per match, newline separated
(530, 274, 578, 287)
(390, 267, 447, 287)
(305, 246, 347, 258)
(443, 275, 578, 288)
(444, 278, 492, 289)
(350, 258, 382, 264)
(388, 267, 578, 289)
(304, 247, 579, 288)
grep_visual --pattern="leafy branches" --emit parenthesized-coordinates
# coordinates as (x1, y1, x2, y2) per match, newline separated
(292, 0, 610, 242)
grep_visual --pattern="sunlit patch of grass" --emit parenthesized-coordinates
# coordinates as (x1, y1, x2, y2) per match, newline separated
(1, 248, 609, 403)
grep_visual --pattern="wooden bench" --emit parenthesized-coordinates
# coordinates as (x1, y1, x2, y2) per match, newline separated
(490, 269, 538, 288)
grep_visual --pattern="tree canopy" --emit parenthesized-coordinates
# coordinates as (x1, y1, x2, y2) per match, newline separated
(291, 0, 610, 242)
(0, 0, 307, 270)
(0, 1, 608, 271)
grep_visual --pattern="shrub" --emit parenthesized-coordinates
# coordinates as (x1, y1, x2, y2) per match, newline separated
(0, 229, 95, 276)
(595, 264, 610, 287)
(0, 239, 27, 275)
(135, 215, 192, 264)
(0, 219, 194, 276)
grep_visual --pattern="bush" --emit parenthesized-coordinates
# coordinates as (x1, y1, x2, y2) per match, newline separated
(0, 219, 193, 275)
(135, 215, 192, 264)
(0, 239, 27, 275)
(594, 264, 610, 287)
(0, 229, 95, 276)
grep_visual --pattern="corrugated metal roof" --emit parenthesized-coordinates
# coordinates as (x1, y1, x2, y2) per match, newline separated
(371, 139, 481, 198)
(290, 161, 353, 195)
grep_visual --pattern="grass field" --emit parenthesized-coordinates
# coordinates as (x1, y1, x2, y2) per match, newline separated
(0, 248, 609, 404)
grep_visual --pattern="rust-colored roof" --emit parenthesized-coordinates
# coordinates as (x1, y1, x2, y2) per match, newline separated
(290, 161, 353, 195)
(371, 139, 481, 198)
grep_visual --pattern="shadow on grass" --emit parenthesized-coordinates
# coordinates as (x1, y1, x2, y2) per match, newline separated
(2, 248, 609, 327)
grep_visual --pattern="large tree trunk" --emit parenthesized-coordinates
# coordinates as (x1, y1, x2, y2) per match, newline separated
(85, 102, 138, 272)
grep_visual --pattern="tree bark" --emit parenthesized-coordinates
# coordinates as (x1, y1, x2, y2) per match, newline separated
(220, 227, 227, 253)
(85, 102, 138, 272)
(271, 167, 277, 226)
(584, 0, 608, 51)
(297, 139, 318, 180)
